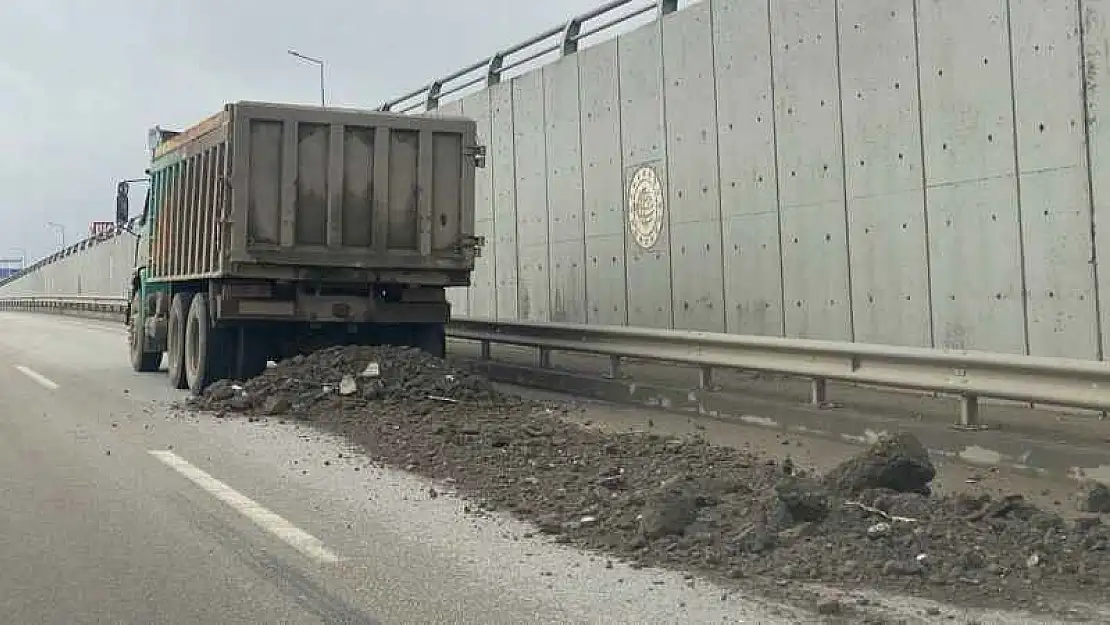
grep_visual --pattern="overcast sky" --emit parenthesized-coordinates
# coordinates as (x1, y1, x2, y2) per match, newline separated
(0, 0, 610, 265)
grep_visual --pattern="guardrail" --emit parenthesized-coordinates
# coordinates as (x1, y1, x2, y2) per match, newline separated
(379, 0, 678, 113)
(4, 296, 1110, 427)
(0, 295, 128, 314)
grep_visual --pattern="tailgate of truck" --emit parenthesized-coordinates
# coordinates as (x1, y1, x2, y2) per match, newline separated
(228, 101, 479, 273)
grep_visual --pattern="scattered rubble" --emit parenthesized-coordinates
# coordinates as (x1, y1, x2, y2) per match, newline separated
(1076, 480, 1110, 514)
(185, 345, 1110, 615)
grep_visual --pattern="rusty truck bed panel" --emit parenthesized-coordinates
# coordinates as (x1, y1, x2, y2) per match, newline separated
(146, 101, 478, 284)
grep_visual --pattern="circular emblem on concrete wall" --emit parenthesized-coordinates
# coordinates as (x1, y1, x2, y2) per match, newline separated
(627, 165, 664, 250)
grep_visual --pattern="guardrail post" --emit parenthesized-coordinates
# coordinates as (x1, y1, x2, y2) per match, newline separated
(810, 378, 827, 405)
(561, 18, 583, 56)
(606, 355, 622, 379)
(425, 80, 443, 111)
(958, 394, 981, 429)
(486, 52, 505, 87)
(537, 347, 552, 369)
(698, 366, 713, 390)
(479, 340, 491, 360)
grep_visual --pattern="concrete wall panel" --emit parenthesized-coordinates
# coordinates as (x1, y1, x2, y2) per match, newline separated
(713, 0, 784, 337)
(1086, 0, 1110, 360)
(721, 214, 783, 336)
(549, 240, 587, 323)
(917, 0, 1025, 353)
(544, 56, 588, 323)
(584, 234, 628, 325)
(928, 179, 1026, 353)
(489, 82, 520, 320)
(838, 0, 931, 347)
(780, 202, 853, 340)
(1011, 0, 1098, 358)
(663, 3, 725, 331)
(517, 244, 550, 321)
(462, 91, 496, 319)
(512, 72, 550, 321)
(581, 40, 626, 240)
(770, 0, 852, 341)
(579, 40, 628, 325)
(846, 193, 933, 347)
(619, 22, 672, 329)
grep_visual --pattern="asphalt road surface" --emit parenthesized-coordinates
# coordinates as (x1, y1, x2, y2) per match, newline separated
(0, 312, 817, 625)
(1, 312, 1099, 625)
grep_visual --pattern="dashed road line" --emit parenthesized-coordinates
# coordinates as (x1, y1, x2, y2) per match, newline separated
(14, 365, 59, 390)
(148, 450, 340, 564)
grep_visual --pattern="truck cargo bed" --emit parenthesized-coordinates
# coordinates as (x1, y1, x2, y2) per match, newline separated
(145, 101, 481, 285)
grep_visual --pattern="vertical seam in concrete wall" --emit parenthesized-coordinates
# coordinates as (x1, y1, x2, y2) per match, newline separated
(575, 58, 591, 325)
(708, 0, 729, 334)
(616, 41, 631, 326)
(1078, 0, 1107, 360)
(832, 0, 857, 342)
(765, 0, 788, 337)
(1003, 0, 1034, 356)
(911, 0, 938, 348)
(658, 18, 678, 330)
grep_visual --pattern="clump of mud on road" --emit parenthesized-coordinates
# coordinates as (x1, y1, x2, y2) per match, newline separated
(187, 345, 1110, 617)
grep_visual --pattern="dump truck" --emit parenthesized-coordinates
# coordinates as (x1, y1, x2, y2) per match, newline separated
(121, 101, 484, 393)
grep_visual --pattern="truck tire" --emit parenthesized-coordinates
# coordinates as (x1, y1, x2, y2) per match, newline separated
(166, 292, 194, 389)
(411, 323, 446, 359)
(184, 295, 226, 395)
(129, 292, 162, 373)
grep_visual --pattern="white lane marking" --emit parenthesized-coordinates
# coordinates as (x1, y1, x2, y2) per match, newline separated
(148, 450, 340, 564)
(14, 365, 59, 390)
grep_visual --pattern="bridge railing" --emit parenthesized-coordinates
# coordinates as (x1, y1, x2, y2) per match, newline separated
(379, 0, 679, 114)
(4, 295, 1110, 427)
(0, 217, 139, 290)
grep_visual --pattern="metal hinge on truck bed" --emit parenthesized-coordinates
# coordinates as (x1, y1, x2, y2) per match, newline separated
(465, 145, 487, 168)
(457, 235, 486, 259)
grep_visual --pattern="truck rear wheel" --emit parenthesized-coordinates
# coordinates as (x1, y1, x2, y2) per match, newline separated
(184, 295, 226, 395)
(129, 292, 162, 373)
(166, 292, 194, 389)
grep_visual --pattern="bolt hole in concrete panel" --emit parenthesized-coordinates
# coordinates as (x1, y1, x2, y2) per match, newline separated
(663, 2, 725, 332)
(544, 55, 587, 324)
(1011, 0, 1098, 358)
(771, 0, 851, 341)
(620, 21, 673, 330)
(461, 91, 495, 319)
(489, 81, 520, 320)
(917, 0, 1024, 353)
(512, 71, 551, 322)
(580, 39, 628, 326)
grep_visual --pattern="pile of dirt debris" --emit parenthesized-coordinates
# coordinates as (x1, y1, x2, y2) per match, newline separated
(187, 345, 1110, 615)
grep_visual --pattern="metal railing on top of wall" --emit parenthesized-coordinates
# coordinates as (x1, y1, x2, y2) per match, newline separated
(0, 217, 139, 290)
(378, 0, 681, 114)
(3, 295, 1110, 428)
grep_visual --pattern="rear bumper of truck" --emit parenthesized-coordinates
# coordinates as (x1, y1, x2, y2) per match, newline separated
(212, 281, 449, 324)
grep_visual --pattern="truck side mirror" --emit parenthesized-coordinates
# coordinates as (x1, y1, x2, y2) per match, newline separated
(116, 181, 129, 225)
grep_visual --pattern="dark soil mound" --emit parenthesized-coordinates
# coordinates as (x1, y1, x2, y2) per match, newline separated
(186, 346, 1110, 617)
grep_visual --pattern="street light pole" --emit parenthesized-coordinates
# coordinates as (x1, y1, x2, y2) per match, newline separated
(287, 49, 326, 107)
(10, 247, 26, 268)
(46, 222, 66, 250)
